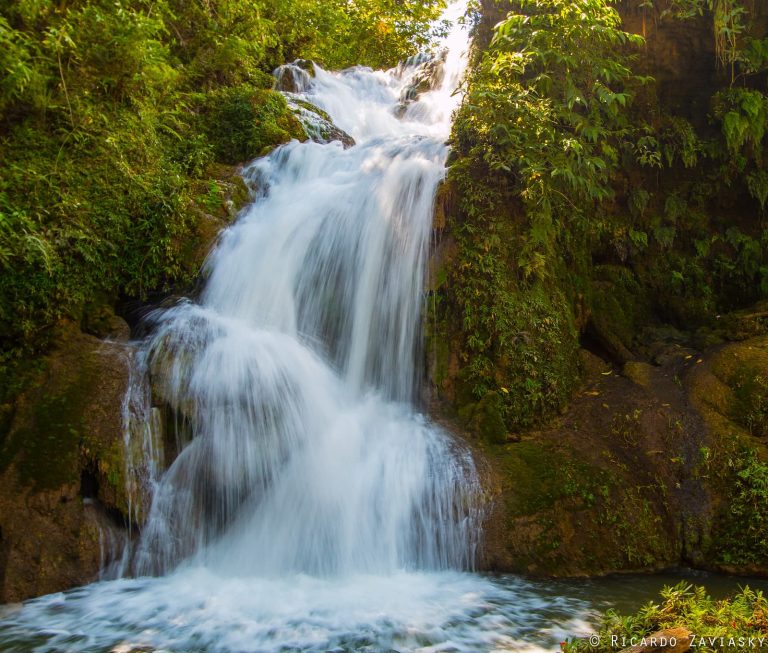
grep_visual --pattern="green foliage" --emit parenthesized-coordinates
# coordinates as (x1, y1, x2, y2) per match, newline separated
(440, 165, 581, 428)
(660, 117, 701, 168)
(714, 449, 768, 565)
(442, 0, 645, 427)
(274, 0, 448, 71)
(729, 364, 768, 437)
(199, 86, 305, 163)
(714, 88, 768, 159)
(445, 0, 768, 436)
(570, 582, 768, 653)
(455, 0, 645, 279)
(0, 0, 445, 399)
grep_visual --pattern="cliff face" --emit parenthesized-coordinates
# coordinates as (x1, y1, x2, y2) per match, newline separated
(0, 323, 132, 602)
(432, 0, 768, 577)
(619, 1, 719, 125)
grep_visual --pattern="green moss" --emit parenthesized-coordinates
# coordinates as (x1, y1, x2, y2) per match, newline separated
(623, 362, 654, 388)
(200, 86, 307, 164)
(712, 448, 768, 566)
(589, 265, 650, 360)
(425, 291, 453, 394)
(459, 391, 507, 443)
(292, 98, 333, 123)
(485, 436, 677, 573)
(491, 441, 605, 516)
(730, 363, 768, 437)
(437, 184, 582, 427)
(0, 351, 98, 491)
(599, 483, 670, 567)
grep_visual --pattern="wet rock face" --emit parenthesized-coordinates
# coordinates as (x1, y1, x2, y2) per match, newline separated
(616, 1, 768, 128)
(618, 2, 718, 126)
(472, 350, 692, 577)
(271, 60, 356, 149)
(273, 60, 315, 93)
(686, 334, 768, 573)
(394, 49, 448, 117)
(0, 322, 132, 602)
(285, 98, 356, 148)
(399, 49, 447, 103)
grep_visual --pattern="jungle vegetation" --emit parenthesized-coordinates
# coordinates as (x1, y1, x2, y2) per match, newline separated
(570, 582, 768, 653)
(438, 0, 768, 429)
(0, 0, 446, 402)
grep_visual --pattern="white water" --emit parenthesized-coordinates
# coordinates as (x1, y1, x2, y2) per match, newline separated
(0, 4, 603, 652)
(128, 0, 479, 579)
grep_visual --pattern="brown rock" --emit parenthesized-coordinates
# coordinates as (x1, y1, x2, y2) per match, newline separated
(580, 349, 612, 377)
(623, 361, 654, 388)
(0, 324, 132, 601)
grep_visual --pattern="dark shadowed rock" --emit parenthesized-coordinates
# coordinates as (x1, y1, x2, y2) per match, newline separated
(0, 322, 133, 602)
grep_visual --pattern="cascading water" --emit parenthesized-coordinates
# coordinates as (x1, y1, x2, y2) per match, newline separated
(0, 5, 604, 651)
(129, 0, 480, 579)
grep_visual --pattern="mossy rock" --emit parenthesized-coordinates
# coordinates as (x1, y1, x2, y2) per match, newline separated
(480, 439, 677, 575)
(81, 301, 131, 340)
(286, 98, 355, 148)
(709, 447, 768, 570)
(689, 335, 768, 428)
(722, 300, 768, 341)
(686, 335, 768, 571)
(291, 98, 332, 123)
(459, 391, 508, 444)
(726, 360, 768, 439)
(200, 85, 306, 164)
(623, 361, 654, 388)
(450, 283, 580, 431)
(0, 323, 136, 600)
(181, 164, 251, 276)
(0, 322, 131, 501)
(589, 265, 650, 363)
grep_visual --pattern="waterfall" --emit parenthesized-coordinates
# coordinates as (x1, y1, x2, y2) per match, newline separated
(0, 6, 612, 652)
(127, 0, 479, 578)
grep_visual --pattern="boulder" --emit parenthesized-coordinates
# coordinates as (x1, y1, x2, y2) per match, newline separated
(286, 98, 356, 148)
(399, 49, 447, 104)
(623, 361, 654, 388)
(0, 322, 133, 601)
(273, 60, 315, 93)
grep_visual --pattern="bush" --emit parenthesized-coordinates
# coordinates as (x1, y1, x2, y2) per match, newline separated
(569, 582, 768, 653)
(714, 449, 768, 565)
(200, 86, 306, 163)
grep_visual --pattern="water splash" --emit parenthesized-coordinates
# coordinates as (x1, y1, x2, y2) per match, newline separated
(0, 573, 599, 653)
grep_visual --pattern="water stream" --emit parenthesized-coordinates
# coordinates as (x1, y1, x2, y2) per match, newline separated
(125, 0, 479, 580)
(1, 5, 764, 653)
